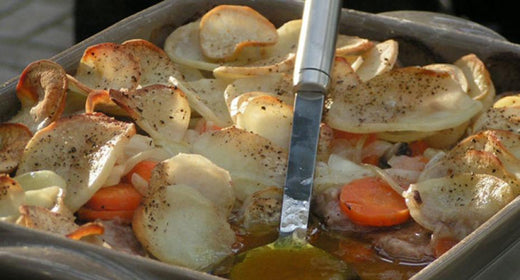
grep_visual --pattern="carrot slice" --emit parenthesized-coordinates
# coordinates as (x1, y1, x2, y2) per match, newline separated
(84, 183, 142, 211)
(339, 177, 410, 227)
(66, 222, 105, 240)
(361, 154, 380, 166)
(77, 207, 135, 224)
(408, 140, 429, 157)
(122, 160, 158, 184)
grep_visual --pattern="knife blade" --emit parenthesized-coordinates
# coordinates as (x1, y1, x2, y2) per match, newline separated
(279, 0, 341, 238)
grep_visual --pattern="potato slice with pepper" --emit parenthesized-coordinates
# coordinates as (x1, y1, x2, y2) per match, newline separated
(199, 5, 278, 60)
(0, 123, 32, 173)
(355, 39, 398, 82)
(11, 60, 67, 132)
(224, 73, 294, 110)
(419, 130, 520, 184)
(121, 39, 185, 86)
(110, 85, 190, 154)
(192, 127, 287, 201)
(164, 21, 269, 71)
(133, 184, 235, 271)
(326, 66, 483, 133)
(16, 113, 136, 211)
(149, 153, 234, 217)
(234, 94, 293, 150)
(74, 42, 141, 91)
(404, 173, 516, 241)
(213, 19, 373, 79)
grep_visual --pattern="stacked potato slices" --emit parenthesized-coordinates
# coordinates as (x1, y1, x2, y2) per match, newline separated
(0, 3, 517, 275)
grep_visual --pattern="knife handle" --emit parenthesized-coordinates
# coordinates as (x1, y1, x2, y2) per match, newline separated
(293, 0, 341, 93)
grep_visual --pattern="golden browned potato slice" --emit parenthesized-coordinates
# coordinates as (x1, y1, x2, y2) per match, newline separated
(0, 123, 32, 173)
(420, 130, 520, 182)
(84, 89, 127, 116)
(121, 39, 185, 86)
(12, 60, 68, 132)
(199, 5, 278, 60)
(325, 67, 483, 133)
(110, 85, 190, 154)
(454, 53, 496, 109)
(471, 106, 520, 134)
(133, 184, 235, 271)
(74, 42, 141, 91)
(404, 173, 517, 241)
(149, 153, 234, 217)
(192, 127, 287, 201)
(0, 174, 25, 219)
(493, 94, 520, 108)
(16, 113, 136, 211)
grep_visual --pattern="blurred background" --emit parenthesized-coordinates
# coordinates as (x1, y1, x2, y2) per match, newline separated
(0, 0, 517, 83)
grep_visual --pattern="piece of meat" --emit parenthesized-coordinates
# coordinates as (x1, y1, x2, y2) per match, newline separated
(367, 222, 434, 264)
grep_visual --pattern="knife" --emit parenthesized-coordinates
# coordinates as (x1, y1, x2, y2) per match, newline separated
(279, 0, 341, 238)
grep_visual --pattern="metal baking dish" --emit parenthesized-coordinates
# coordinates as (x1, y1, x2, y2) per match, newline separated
(2, 0, 520, 279)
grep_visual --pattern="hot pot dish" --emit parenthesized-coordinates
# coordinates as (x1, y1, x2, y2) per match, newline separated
(0, 4, 518, 280)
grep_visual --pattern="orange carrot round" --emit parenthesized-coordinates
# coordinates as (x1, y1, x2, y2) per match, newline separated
(408, 140, 429, 157)
(339, 177, 410, 227)
(84, 183, 142, 211)
(122, 160, 158, 184)
(77, 207, 135, 224)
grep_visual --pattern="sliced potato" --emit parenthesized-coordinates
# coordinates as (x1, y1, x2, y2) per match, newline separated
(325, 66, 483, 133)
(454, 53, 496, 109)
(12, 60, 68, 132)
(355, 39, 398, 82)
(235, 94, 293, 149)
(110, 85, 190, 153)
(423, 63, 469, 93)
(0, 174, 25, 218)
(471, 106, 520, 134)
(493, 94, 520, 108)
(213, 53, 296, 79)
(420, 130, 520, 182)
(122, 39, 185, 86)
(164, 21, 220, 71)
(169, 77, 232, 127)
(404, 173, 516, 241)
(133, 184, 235, 271)
(149, 153, 234, 217)
(0, 123, 32, 173)
(224, 73, 294, 110)
(74, 42, 140, 91)
(16, 113, 136, 211)
(191, 127, 287, 201)
(238, 186, 282, 233)
(199, 5, 278, 60)
(85, 89, 128, 116)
